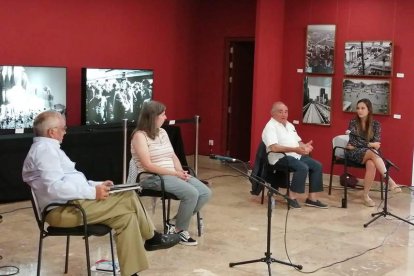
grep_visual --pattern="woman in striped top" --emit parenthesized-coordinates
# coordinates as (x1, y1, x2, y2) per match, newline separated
(131, 101, 212, 246)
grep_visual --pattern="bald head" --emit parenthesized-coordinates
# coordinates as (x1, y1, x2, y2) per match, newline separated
(33, 111, 64, 137)
(270, 101, 289, 124)
(271, 102, 287, 115)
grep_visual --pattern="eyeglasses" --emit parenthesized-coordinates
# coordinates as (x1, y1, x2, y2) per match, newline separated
(51, 126, 67, 132)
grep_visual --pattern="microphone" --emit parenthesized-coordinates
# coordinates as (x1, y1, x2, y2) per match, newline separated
(209, 154, 238, 162)
(345, 129, 363, 139)
(345, 129, 369, 145)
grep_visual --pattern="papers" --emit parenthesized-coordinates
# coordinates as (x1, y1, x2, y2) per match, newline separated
(91, 259, 120, 274)
(109, 183, 141, 194)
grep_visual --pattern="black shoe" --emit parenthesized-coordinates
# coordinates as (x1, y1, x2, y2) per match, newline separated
(288, 199, 301, 209)
(144, 231, 180, 251)
(305, 198, 328, 209)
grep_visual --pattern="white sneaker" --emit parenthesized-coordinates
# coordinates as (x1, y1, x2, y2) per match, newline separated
(166, 220, 176, 235)
(178, 230, 197, 246)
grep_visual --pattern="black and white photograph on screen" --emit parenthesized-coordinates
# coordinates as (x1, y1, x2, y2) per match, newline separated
(305, 24, 336, 74)
(0, 66, 66, 130)
(85, 69, 153, 125)
(344, 41, 392, 76)
(302, 76, 332, 125)
(342, 78, 390, 115)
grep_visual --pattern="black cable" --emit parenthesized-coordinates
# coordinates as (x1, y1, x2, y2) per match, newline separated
(0, 206, 31, 216)
(280, 199, 408, 274)
(202, 174, 244, 181)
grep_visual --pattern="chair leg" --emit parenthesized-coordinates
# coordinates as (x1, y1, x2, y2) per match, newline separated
(161, 198, 167, 234)
(196, 212, 201, 237)
(109, 232, 116, 276)
(84, 236, 92, 276)
(260, 187, 265, 204)
(328, 163, 335, 195)
(37, 234, 44, 276)
(64, 236, 70, 273)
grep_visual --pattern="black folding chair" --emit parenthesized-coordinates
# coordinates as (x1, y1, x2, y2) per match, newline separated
(328, 134, 384, 206)
(29, 189, 116, 276)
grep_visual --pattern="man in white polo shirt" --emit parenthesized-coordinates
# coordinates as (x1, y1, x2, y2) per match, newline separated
(262, 101, 327, 209)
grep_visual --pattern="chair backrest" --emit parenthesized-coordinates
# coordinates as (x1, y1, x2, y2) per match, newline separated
(162, 125, 188, 167)
(332, 135, 349, 158)
(30, 189, 43, 230)
(127, 158, 138, 184)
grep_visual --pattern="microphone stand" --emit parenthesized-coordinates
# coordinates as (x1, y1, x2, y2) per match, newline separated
(346, 131, 414, 227)
(363, 153, 414, 227)
(224, 160, 303, 275)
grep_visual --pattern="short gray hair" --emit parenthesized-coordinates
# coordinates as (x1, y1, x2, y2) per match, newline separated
(33, 111, 62, 137)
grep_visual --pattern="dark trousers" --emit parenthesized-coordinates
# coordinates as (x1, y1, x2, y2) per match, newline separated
(274, 155, 323, 194)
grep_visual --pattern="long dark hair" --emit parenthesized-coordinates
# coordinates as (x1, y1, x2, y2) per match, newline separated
(354, 98, 374, 140)
(132, 100, 166, 139)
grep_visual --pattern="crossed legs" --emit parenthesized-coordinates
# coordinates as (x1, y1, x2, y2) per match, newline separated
(362, 150, 400, 206)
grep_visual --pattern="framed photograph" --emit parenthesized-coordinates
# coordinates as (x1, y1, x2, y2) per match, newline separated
(344, 41, 393, 77)
(342, 78, 390, 115)
(305, 24, 336, 74)
(302, 76, 332, 126)
(81, 68, 153, 126)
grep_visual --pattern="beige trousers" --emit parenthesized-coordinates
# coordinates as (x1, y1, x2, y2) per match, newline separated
(46, 191, 155, 276)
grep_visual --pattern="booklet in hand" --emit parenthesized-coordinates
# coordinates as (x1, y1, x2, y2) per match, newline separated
(109, 183, 141, 194)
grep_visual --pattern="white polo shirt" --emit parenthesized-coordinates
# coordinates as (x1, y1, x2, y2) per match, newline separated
(262, 118, 302, 164)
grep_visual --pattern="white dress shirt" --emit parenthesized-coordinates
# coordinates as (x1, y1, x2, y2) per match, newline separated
(262, 118, 302, 164)
(22, 137, 100, 211)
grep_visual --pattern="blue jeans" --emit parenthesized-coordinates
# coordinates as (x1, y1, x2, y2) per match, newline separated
(274, 155, 323, 194)
(141, 175, 212, 231)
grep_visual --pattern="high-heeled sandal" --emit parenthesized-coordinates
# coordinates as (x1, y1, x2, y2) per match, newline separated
(363, 197, 375, 207)
(389, 185, 402, 193)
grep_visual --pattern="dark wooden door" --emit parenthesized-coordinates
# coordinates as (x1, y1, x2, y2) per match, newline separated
(226, 40, 254, 162)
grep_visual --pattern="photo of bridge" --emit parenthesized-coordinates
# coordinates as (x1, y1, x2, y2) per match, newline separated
(302, 76, 332, 125)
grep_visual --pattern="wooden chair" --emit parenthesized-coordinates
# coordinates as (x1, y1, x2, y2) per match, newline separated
(30, 189, 116, 276)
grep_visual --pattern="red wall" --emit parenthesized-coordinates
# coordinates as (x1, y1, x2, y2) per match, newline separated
(0, 0, 199, 125)
(2, 0, 412, 184)
(195, 0, 256, 154)
(252, 0, 414, 185)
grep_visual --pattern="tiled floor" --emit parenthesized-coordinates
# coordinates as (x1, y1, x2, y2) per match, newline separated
(1, 156, 414, 275)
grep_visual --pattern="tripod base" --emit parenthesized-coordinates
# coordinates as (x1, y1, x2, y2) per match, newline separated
(364, 210, 414, 228)
(229, 252, 302, 275)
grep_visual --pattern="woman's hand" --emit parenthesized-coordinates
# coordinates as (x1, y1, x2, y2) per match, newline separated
(369, 142, 381, 150)
(175, 170, 190, 181)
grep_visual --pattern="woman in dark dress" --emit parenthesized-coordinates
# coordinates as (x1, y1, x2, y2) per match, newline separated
(345, 98, 401, 207)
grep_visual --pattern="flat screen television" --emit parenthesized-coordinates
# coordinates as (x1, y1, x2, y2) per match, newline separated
(81, 68, 153, 127)
(0, 65, 66, 131)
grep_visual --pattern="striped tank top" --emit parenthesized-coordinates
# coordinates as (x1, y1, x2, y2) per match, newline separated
(131, 128, 175, 175)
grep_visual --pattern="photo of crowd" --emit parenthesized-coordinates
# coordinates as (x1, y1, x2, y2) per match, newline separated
(305, 25, 336, 74)
(0, 66, 66, 130)
(84, 69, 153, 125)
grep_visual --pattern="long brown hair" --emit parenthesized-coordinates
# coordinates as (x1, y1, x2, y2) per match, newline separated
(354, 98, 374, 140)
(132, 100, 166, 139)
